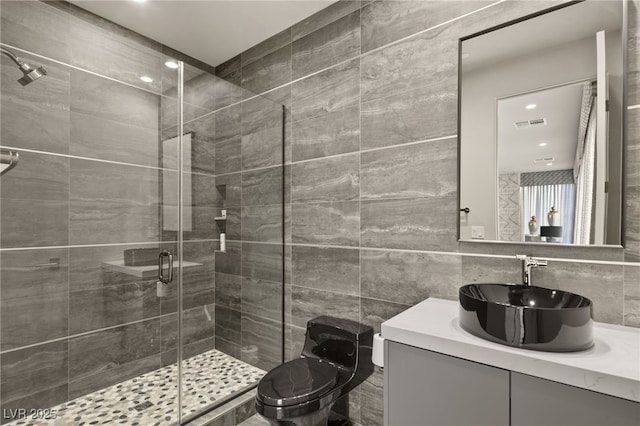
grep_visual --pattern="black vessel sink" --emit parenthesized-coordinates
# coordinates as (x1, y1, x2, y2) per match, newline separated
(459, 283, 594, 352)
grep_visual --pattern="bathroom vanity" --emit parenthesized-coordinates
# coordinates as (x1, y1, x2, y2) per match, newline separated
(381, 298, 640, 426)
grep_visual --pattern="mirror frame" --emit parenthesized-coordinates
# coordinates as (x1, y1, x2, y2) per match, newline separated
(456, 0, 627, 248)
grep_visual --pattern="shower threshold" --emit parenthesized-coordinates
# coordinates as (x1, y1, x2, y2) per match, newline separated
(7, 349, 265, 426)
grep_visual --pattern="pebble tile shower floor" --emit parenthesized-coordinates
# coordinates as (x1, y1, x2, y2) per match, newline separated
(7, 349, 265, 426)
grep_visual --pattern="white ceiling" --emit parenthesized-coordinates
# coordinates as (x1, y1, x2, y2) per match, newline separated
(68, 0, 337, 68)
(497, 82, 585, 174)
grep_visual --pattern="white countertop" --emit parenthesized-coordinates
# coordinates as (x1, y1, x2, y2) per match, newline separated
(381, 298, 640, 403)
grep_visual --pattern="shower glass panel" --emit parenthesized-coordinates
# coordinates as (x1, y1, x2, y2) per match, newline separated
(175, 63, 285, 422)
(0, 45, 182, 426)
(0, 2, 284, 424)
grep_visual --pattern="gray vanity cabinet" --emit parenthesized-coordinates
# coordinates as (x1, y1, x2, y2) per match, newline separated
(384, 341, 510, 426)
(385, 341, 640, 426)
(511, 372, 640, 426)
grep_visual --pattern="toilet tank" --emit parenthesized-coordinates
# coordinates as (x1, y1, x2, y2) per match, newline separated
(302, 316, 373, 371)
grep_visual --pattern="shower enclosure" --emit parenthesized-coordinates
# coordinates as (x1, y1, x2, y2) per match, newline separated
(0, 1, 284, 424)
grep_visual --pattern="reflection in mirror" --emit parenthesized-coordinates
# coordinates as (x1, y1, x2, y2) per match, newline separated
(459, 0, 624, 246)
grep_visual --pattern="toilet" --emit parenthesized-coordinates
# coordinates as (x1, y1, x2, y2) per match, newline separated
(256, 316, 374, 426)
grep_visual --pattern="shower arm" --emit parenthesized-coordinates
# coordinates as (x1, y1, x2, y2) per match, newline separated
(1, 47, 27, 68)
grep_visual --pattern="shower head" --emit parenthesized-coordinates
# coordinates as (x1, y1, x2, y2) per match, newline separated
(1, 46, 47, 86)
(17, 62, 48, 86)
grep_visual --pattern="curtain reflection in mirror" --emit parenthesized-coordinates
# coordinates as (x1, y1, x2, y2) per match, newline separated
(573, 82, 597, 244)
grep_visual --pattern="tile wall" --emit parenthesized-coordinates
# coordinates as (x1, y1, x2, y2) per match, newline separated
(214, 1, 640, 425)
(0, 0, 284, 422)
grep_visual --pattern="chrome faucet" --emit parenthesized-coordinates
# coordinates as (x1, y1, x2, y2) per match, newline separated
(516, 255, 548, 286)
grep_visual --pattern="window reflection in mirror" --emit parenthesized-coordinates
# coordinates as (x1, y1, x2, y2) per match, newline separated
(459, 0, 624, 246)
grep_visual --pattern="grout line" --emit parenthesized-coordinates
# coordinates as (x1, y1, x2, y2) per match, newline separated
(0, 241, 178, 252)
(0, 312, 175, 355)
(0, 43, 175, 99)
(283, 242, 640, 267)
(288, 134, 458, 167)
(0, 146, 180, 172)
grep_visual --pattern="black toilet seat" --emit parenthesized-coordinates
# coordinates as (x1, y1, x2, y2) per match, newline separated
(257, 358, 339, 407)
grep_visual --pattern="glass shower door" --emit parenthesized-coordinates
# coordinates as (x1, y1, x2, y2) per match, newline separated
(177, 63, 285, 422)
(0, 25, 181, 426)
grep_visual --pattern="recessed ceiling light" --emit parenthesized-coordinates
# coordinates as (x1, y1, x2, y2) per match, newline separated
(165, 60, 179, 69)
(546, 163, 553, 166)
(539, 142, 548, 147)
(133, 0, 147, 3)
(140, 76, 153, 83)
(526, 104, 537, 110)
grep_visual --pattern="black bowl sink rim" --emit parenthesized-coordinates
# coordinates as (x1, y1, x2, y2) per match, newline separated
(458, 283, 594, 352)
(459, 283, 593, 311)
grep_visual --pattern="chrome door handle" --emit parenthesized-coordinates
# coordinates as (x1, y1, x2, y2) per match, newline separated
(158, 249, 173, 284)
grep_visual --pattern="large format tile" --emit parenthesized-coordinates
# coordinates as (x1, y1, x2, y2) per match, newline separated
(242, 242, 283, 283)
(1, 54, 70, 155)
(68, 319, 161, 398)
(67, 6, 163, 92)
(215, 172, 242, 209)
(215, 241, 242, 276)
(70, 111, 159, 167)
(292, 0, 361, 42)
(361, 81, 457, 149)
(535, 262, 624, 325)
(215, 305, 242, 347)
(292, 104, 360, 162)
(1, 341, 68, 418)
(623, 265, 640, 328)
(242, 278, 283, 322)
(241, 44, 291, 96)
(214, 75, 244, 110)
(69, 158, 160, 245)
(69, 243, 163, 292)
(241, 313, 282, 371)
(461, 255, 522, 285)
(361, 196, 458, 251)
(360, 297, 410, 334)
(160, 305, 215, 354)
(292, 10, 360, 79)
(216, 136, 242, 175)
(292, 201, 360, 246)
(291, 58, 360, 122)
(184, 172, 217, 241)
(292, 153, 359, 202)
(69, 280, 159, 335)
(361, 250, 461, 305)
(241, 96, 284, 170)
(291, 286, 359, 329)
(0, 151, 69, 248)
(215, 272, 242, 311)
(242, 167, 283, 207)
(0, 0, 70, 62)
(242, 205, 283, 243)
(0, 248, 69, 351)
(360, 0, 490, 53)
(183, 113, 216, 175)
(70, 69, 159, 130)
(361, 22, 457, 103)
(183, 68, 217, 112)
(242, 28, 291, 67)
(361, 137, 457, 199)
(292, 245, 359, 295)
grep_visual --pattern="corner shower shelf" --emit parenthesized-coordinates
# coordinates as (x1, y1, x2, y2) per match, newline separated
(214, 216, 227, 221)
(101, 260, 202, 279)
(215, 250, 226, 253)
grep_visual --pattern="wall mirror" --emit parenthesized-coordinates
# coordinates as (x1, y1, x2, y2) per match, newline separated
(459, 0, 625, 246)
